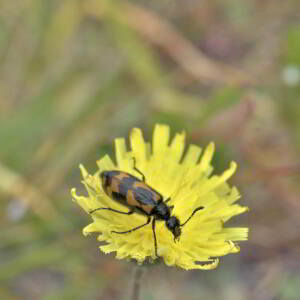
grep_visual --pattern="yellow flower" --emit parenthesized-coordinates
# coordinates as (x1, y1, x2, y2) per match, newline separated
(71, 124, 248, 270)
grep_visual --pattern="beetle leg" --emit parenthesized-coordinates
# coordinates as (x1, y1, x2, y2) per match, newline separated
(89, 207, 134, 215)
(152, 218, 159, 258)
(164, 197, 171, 204)
(111, 216, 151, 234)
(132, 157, 146, 182)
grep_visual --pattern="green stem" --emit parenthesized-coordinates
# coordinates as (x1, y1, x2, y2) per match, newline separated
(131, 265, 145, 300)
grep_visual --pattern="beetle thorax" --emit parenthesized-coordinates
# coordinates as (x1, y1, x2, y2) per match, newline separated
(154, 202, 170, 220)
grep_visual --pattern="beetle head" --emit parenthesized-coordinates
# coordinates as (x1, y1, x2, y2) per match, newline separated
(166, 216, 181, 242)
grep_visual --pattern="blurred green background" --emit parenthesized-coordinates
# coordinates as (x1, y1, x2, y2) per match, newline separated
(1, 0, 300, 299)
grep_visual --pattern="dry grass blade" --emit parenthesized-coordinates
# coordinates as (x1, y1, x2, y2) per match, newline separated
(83, 0, 255, 86)
(0, 163, 59, 220)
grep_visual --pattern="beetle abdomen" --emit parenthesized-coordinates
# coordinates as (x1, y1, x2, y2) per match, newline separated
(101, 170, 163, 215)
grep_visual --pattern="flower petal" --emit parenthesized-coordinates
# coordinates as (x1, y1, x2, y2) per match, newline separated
(130, 127, 148, 173)
(221, 227, 249, 241)
(96, 154, 115, 171)
(183, 144, 202, 165)
(198, 142, 215, 175)
(169, 131, 186, 163)
(115, 138, 130, 170)
(152, 124, 170, 156)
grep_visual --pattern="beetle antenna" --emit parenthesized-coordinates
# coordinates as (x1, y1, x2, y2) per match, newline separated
(180, 206, 204, 227)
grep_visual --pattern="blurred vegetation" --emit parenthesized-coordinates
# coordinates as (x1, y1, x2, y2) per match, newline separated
(1, 0, 300, 299)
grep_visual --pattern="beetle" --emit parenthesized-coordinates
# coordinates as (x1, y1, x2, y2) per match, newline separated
(89, 158, 204, 258)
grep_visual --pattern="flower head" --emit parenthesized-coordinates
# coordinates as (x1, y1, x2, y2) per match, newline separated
(71, 124, 248, 270)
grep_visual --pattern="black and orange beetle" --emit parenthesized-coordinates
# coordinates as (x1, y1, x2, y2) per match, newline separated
(90, 158, 204, 257)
